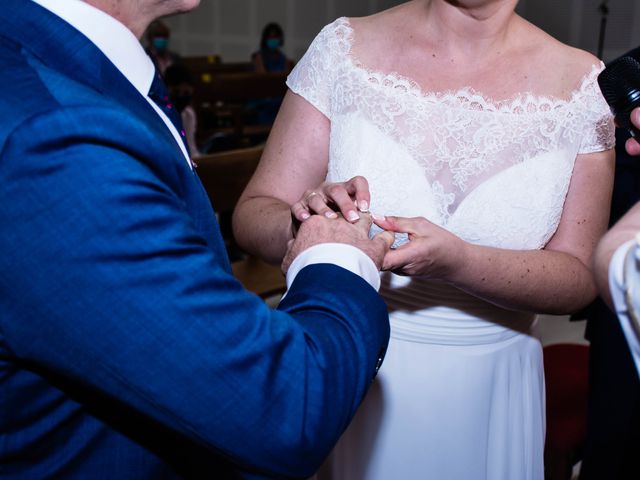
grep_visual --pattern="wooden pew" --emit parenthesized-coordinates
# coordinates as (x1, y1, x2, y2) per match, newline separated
(193, 72, 288, 106)
(195, 145, 263, 213)
(196, 146, 286, 299)
(181, 56, 254, 78)
(193, 72, 288, 147)
(181, 54, 222, 73)
(231, 256, 285, 300)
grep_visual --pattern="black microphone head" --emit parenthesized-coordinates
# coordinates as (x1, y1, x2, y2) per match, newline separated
(598, 56, 640, 137)
(598, 56, 640, 107)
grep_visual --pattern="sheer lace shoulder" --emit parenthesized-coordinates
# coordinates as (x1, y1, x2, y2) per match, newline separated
(573, 65, 616, 154)
(286, 18, 351, 118)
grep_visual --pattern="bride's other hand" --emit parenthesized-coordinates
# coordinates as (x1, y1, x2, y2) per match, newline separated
(291, 176, 371, 223)
(625, 108, 640, 155)
(375, 215, 469, 279)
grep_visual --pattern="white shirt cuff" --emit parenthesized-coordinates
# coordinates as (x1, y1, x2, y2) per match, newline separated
(285, 243, 381, 292)
(609, 239, 640, 377)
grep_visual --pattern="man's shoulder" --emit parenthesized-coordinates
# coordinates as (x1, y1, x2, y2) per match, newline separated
(0, 43, 116, 152)
(0, 45, 148, 158)
(0, 38, 59, 138)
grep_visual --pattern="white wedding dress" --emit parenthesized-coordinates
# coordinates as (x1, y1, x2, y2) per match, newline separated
(287, 18, 615, 480)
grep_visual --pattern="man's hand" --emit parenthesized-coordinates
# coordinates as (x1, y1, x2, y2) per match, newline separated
(626, 108, 640, 155)
(282, 213, 395, 273)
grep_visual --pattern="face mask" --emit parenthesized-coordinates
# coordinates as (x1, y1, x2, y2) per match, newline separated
(266, 38, 281, 50)
(152, 37, 169, 52)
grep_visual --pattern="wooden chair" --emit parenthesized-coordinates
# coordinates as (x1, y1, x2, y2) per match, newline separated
(196, 146, 286, 299)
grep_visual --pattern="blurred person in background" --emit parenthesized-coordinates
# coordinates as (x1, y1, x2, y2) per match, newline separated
(165, 64, 201, 157)
(146, 20, 181, 75)
(249, 22, 294, 125)
(580, 46, 640, 480)
(252, 22, 294, 74)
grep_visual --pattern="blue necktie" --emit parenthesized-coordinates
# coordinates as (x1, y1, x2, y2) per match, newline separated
(148, 71, 191, 157)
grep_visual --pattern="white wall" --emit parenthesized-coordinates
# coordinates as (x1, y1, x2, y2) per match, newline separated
(517, 0, 640, 61)
(164, 0, 405, 62)
(164, 0, 640, 63)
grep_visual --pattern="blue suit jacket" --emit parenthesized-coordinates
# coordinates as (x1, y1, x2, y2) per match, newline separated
(0, 2, 389, 478)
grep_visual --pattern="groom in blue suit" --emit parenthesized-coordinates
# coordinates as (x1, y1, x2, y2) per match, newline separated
(0, 1, 393, 478)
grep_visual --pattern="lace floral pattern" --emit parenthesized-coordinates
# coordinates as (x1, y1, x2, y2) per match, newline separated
(287, 18, 615, 248)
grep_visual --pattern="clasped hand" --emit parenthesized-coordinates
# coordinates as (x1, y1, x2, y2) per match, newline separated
(282, 211, 395, 274)
(289, 176, 468, 279)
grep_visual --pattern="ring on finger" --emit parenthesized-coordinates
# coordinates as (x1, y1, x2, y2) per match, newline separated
(305, 191, 320, 203)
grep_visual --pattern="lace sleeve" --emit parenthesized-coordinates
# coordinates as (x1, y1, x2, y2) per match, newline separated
(577, 66, 615, 154)
(286, 20, 342, 119)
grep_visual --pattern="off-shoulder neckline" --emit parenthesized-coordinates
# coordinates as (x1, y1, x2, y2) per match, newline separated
(330, 17, 604, 114)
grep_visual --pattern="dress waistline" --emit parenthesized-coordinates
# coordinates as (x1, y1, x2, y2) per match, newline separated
(381, 274, 537, 346)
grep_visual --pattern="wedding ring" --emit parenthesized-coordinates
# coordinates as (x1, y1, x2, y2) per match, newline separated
(305, 191, 319, 202)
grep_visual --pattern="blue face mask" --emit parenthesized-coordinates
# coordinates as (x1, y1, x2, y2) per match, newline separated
(153, 37, 169, 52)
(266, 38, 281, 50)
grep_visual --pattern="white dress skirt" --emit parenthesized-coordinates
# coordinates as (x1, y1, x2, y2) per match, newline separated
(316, 277, 545, 480)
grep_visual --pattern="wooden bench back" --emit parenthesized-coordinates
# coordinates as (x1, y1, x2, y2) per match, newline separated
(197, 146, 286, 299)
(193, 72, 288, 107)
(195, 145, 263, 213)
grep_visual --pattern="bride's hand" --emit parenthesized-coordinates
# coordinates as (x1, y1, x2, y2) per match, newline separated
(291, 176, 371, 223)
(375, 215, 469, 279)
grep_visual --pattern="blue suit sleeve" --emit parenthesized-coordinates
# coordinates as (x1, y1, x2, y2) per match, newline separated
(0, 106, 389, 478)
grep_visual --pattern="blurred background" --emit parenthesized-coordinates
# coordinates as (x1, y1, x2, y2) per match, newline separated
(164, 0, 639, 63)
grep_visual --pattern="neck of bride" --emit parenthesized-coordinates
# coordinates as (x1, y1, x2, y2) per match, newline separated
(421, 0, 520, 59)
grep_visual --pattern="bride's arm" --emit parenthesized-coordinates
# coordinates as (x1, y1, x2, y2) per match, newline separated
(233, 92, 328, 264)
(233, 92, 369, 264)
(379, 149, 615, 314)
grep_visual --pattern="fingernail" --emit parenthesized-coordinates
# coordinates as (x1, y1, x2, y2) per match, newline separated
(358, 200, 369, 212)
(325, 211, 338, 219)
(347, 210, 359, 222)
(301, 212, 310, 220)
(371, 212, 385, 221)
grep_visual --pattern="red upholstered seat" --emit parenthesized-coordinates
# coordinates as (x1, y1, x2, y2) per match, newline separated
(543, 343, 590, 480)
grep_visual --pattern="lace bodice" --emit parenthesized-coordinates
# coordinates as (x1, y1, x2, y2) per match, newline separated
(287, 18, 615, 250)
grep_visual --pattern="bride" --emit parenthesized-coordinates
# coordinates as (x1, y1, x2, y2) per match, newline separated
(233, 0, 615, 478)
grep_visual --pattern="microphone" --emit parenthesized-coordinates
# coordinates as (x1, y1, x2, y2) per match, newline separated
(597, 55, 640, 139)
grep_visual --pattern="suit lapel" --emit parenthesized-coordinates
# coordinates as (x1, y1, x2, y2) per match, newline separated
(0, 0, 185, 165)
